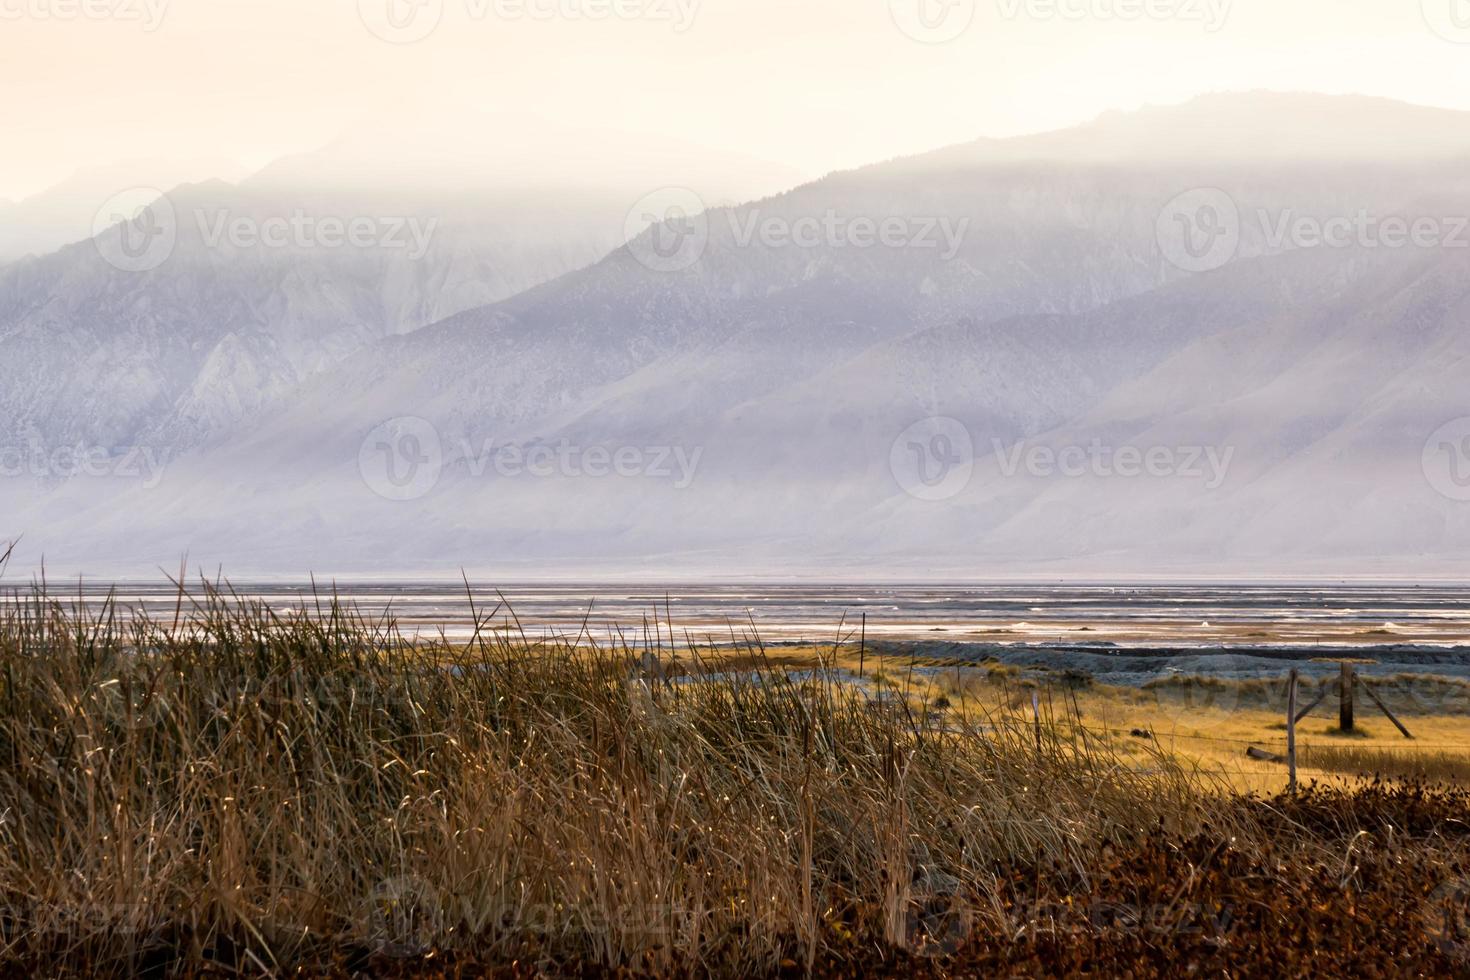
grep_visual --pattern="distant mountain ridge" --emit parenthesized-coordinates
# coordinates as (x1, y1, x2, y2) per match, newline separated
(0, 120, 805, 457)
(0, 180, 625, 453)
(6, 92, 1470, 577)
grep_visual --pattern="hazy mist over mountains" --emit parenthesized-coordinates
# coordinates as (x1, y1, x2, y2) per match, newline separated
(5, 92, 1470, 579)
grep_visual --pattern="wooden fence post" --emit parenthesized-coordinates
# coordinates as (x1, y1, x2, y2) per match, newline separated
(1339, 663, 1355, 733)
(1286, 669, 1298, 794)
(1356, 674, 1415, 740)
(1031, 690, 1043, 755)
(1293, 681, 1332, 724)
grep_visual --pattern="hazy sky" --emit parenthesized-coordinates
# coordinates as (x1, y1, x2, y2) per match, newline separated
(2, 0, 1470, 201)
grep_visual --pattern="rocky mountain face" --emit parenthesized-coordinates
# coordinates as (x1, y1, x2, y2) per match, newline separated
(0, 180, 631, 453)
(6, 93, 1470, 577)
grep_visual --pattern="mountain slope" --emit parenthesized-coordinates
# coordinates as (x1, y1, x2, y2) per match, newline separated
(8, 93, 1470, 576)
(0, 181, 629, 453)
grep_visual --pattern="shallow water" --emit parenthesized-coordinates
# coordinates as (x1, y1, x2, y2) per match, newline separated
(14, 582, 1470, 649)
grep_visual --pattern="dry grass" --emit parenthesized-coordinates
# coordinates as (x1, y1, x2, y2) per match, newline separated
(1141, 671, 1470, 717)
(1, 581, 1469, 977)
(0, 582, 1218, 976)
(879, 658, 1470, 796)
(1299, 744, 1470, 783)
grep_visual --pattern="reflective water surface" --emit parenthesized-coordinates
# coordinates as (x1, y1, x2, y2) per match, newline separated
(13, 582, 1470, 649)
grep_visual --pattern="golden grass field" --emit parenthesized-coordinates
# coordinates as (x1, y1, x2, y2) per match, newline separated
(689, 644, 1470, 797)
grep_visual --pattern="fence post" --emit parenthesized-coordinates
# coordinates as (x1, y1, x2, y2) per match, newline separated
(1286, 669, 1298, 794)
(1356, 674, 1415, 740)
(1339, 663, 1356, 733)
(1031, 690, 1042, 755)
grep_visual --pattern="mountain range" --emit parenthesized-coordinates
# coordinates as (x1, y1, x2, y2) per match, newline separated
(4, 92, 1470, 579)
